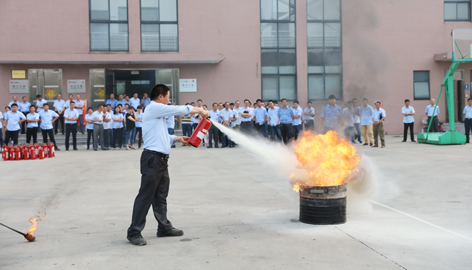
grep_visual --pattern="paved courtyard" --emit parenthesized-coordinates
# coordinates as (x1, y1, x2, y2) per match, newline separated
(1, 135, 471, 270)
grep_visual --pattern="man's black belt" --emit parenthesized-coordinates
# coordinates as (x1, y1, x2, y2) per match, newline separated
(144, 149, 169, 160)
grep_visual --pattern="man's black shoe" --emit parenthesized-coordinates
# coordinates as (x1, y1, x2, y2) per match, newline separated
(127, 235, 147, 246)
(73, 148, 78, 150)
(221, 146, 226, 148)
(412, 140, 416, 143)
(215, 145, 219, 148)
(369, 143, 373, 146)
(363, 143, 368, 146)
(157, 228, 184, 237)
(207, 145, 213, 148)
(402, 140, 406, 142)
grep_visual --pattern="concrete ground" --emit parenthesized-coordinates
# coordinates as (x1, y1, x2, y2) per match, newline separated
(0, 135, 471, 270)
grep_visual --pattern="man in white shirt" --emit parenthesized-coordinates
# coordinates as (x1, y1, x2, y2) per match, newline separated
(292, 100, 303, 140)
(8, 96, 19, 109)
(91, 104, 107, 151)
(351, 98, 362, 144)
(233, 100, 242, 131)
(267, 100, 282, 142)
(18, 96, 31, 134)
(304, 101, 315, 131)
(463, 98, 472, 143)
(129, 93, 141, 110)
(64, 101, 79, 151)
(372, 101, 386, 148)
(102, 104, 112, 149)
(74, 95, 85, 134)
(26, 105, 40, 144)
(240, 99, 254, 134)
(4, 104, 26, 145)
(39, 103, 60, 150)
(401, 99, 416, 142)
(35, 94, 48, 132)
(53, 94, 67, 135)
(425, 99, 440, 133)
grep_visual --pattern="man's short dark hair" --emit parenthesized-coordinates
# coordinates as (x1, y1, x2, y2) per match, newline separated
(225, 101, 230, 105)
(375, 101, 381, 105)
(22, 96, 27, 99)
(307, 101, 312, 104)
(347, 101, 352, 104)
(11, 103, 18, 108)
(328, 95, 336, 100)
(468, 98, 472, 101)
(43, 103, 49, 107)
(97, 104, 103, 109)
(244, 99, 251, 105)
(36, 94, 42, 98)
(352, 98, 357, 101)
(190, 102, 195, 105)
(197, 99, 202, 102)
(274, 101, 278, 104)
(70, 101, 75, 105)
(212, 102, 218, 106)
(363, 98, 368, 101)
(404, 99, 410, 103)
(281, 98, 287, 102)
(256, 99, 262, 103)
(151, 84, 170, 100)
(294, 100, 299, 104)
(30, 105, 36, 109)
(230, 102, 235, 106)
(268, 100, 273, 103)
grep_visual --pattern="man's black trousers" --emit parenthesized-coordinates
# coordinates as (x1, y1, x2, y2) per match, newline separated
(465, 118, 472, 143)
(403, 122, 415, 142)
(65, 123, 77, 150)
(280, 123, 292, 144)
(127, 150, 173, 237)
(41, 129, 58, 149)
(427, 116, 438, 132)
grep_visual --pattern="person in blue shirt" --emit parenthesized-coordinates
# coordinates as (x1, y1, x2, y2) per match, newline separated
(240, 99, 254, 134)
(112, 106, 124, 149)
(53, 94, 67, 135)
(39, 103, 60, 150)
(180, 103, 193, 141)
(291, 100, 303, 140)
(425, 99, 440, 133)
(320, 95, 343, 134)
(220, 102, 235, 147)
(18, 96, 31, 134)
(401, 99, 416, 142)
(277, 98, 295, 144)
(463, 98, 472, 143)
(141, 92, 151, 108)
(127, 84, 207, 246)
(35, 94, 48, 132)
(85, 107, 95, 150)
(135, 105, 144, 149)
(26, 105, 40, 144)
(74, 95, 85, 134)
(372, 101, 387, 148)
(267, 100, 282, 142)
(359, 98, 374, 146)
(106, 93, 118, 111)
(4, 103, 26, 145)
(207, 103, 220, 148)
(129, 93, 141, 110)
(64, 101, 79, 151)
(116, 94, 127, 107)
(254, 99, 268, 138)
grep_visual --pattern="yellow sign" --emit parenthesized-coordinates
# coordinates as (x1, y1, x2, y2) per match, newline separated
(95, 87, 105, 98)
(12, 70, 26, 79)
(44, 88, 58, 99)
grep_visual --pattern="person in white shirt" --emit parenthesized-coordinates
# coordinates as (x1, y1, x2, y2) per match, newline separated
(240, 99, 254, 134)
(64, 101, 79, 151)
(401, 99, 416, 142)
(343, 101, 355, 143)
(26, 105, 40, 144)
(18, 96, 31, 134)
(463, 98, 472, 143)
(372, 101, 386, 148)
(267, 100, 282, 142)
(75, 95, 85, 134)
(102, 104, 112, 149)
(292, 100, 303, 140)
(8, 96, 19, 109)
(193, 99, 203, 132)
(425, 99, 440, 133)
(39, 104, 60, 150)
(4, 104, 26, 145)
(91, 104, 107, 151)
(129, 93, 141, 110)
(304, 101, 315, 131)
(233, 100, 242, 131)
(351, 98, 362, 144)
(35, 94, 48, 132)
(53, 94, 67, 135)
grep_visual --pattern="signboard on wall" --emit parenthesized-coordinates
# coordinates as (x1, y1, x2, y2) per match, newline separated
(67, 79, 86, 93)
(179, 79, 197, 92)
(12, 70, 26, 79)
(9, 80, 29, 93)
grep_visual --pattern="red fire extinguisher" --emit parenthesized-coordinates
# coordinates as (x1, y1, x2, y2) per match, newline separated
(39, 148, 45, 160)
(31, 146, 37, 160)
(2, 146, 9, 161)
(188, 118, 212, 148)
(35, 144, 40, 156)
(49, 143, 55, 158)
(43, 144, 49, 158)
(23, 147, 30, 160)
(10, 147, 16, 161)
(15, 147, 21, 160)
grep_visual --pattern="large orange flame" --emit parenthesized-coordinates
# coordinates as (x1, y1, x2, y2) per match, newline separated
(27, 214, 44, 236)
(292, 131, 360, 190)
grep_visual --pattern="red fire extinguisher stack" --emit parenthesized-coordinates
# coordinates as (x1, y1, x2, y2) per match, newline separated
(1, 143, 55, 161)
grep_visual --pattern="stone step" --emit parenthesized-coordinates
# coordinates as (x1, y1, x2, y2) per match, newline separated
(442, 123, 466, 133)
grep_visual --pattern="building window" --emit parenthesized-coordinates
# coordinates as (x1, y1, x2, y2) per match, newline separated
(444, 0, 471, 21)
(140, 0, 178, 52)
(307, 0, 342, 100)
(260, 0, 297, 101)
(413, 71, 430, 100)
(89, 0, 129, 51)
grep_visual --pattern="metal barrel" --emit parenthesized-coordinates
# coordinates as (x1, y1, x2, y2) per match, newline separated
(299, 184, 347, 225)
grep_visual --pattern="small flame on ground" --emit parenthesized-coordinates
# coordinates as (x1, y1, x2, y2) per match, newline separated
(291, 131, 360, 190)
(27, 214, 44, 237)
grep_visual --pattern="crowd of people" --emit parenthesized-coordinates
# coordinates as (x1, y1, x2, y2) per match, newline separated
(1, 93, 472, 152)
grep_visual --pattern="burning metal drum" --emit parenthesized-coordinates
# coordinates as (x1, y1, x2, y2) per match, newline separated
(299, 184, 347, 225)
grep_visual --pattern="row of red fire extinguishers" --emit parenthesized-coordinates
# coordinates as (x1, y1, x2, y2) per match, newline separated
(2, 143, 56, 161)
